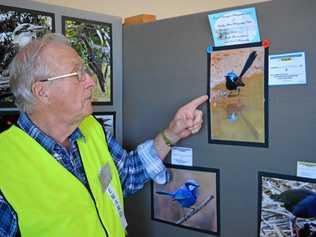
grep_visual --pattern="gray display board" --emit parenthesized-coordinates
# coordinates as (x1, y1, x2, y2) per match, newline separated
(0, 0, 123, 143)
(123, 0, 316, 236)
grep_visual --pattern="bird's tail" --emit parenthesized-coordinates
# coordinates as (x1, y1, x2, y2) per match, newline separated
(239, 51, 257, 79)
(155, 191, 173, 196)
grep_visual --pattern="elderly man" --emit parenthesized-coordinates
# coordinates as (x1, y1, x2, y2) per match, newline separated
(0, 33, 207, 237)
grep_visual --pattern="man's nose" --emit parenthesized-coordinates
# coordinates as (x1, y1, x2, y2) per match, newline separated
(84, 73, 97, 89)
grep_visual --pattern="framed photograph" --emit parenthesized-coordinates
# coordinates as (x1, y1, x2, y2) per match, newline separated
(258, 171, 316, 237)
(62, 16, 113, 105)
(152, 164, 220, 235)
(0, 110, 19, 132)
(207, 42, 268, 147)
(0, 5, 55, 107)
(93, 111, 115, 138)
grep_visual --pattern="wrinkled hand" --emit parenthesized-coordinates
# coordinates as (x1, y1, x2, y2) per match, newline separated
(165, 95, 208, 144)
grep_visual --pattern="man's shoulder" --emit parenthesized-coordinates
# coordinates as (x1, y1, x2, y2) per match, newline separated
(0, 125, 25, 146)
(0, 126, 14, 139)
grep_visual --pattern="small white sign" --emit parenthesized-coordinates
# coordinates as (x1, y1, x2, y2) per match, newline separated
(297, 161, 316, 179)
(269, 52, 306, 86)
(171, 146, 193, 166)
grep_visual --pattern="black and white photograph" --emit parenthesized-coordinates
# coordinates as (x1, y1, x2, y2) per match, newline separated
(0, 5, 55, 107)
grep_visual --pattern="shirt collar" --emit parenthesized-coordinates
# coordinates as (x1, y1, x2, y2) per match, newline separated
(17, 112, 84, 153)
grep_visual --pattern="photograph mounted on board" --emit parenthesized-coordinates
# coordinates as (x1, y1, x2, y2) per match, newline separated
(207, 42, 269, 147)
(62, 16, 113, 105)
(152, 165, 220, 235)
(0, 111, 19, 132)
(0, 5, 55, 107)
(258, 172, 316, 237)
(93, 111, 116, 138)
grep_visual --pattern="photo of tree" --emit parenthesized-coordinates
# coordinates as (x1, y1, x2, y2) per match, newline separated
(258, 172, 316, 237)
(207, 42, 268, 147)
(62, 16, 113, 105)
(0, 5, 54, 107)
(152, 165, 220, 235)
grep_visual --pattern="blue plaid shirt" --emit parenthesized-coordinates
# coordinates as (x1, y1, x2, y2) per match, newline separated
(0, 113, 167, 237)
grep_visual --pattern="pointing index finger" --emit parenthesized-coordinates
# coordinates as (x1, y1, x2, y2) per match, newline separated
(185, 95, 209, 110)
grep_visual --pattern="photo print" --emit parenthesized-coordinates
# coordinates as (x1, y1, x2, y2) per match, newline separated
(258, 172, 316, 237)
(208, 42, 268, 147)
(152, 164, 220, 235)
(93, 111, 115, 138)
(62, 16, 113, 105)
(0, 5, 55, 107)
(0, 110, 19, 132)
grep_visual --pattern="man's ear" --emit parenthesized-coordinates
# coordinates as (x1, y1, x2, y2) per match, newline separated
(32, 82, 48, 102)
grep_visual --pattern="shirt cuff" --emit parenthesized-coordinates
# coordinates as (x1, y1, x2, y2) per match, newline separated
(137, 140, 169, 184)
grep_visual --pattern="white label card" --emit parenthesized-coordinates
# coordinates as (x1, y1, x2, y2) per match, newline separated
(269, 52, 306, 86)
(171, 146, 193, 166)
(297, 161, 316, 179)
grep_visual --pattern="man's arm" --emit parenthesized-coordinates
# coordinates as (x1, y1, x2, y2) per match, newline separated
(106, 132, 155, 196)
(106, 95, 208, 196)
(0, 194, 18, 237)
(154, 95, 208, 159)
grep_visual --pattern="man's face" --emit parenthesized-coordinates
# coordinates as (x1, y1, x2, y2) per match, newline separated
(43, 43, 96, 124)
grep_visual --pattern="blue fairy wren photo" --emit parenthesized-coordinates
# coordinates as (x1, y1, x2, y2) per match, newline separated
(152, 165, 220, 235)
(208, 42, 268, 147)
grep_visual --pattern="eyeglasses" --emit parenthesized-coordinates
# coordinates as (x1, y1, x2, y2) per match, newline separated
(38, 66, 94, 82)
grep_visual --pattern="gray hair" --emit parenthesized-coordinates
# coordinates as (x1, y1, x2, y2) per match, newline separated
(9, 33, 70, 112)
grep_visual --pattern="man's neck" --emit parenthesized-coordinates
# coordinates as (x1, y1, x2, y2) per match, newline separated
(28, 112, 79, 146)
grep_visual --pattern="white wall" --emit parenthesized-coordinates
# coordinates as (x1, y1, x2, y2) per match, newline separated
(32, 0, 270, 21)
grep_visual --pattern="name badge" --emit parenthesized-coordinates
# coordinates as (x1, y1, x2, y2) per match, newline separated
(107, 185, 128, 229)
(99, 163, 112, 192)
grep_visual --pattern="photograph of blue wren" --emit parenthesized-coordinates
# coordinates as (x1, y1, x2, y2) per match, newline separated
(207, 42, 268, 147)
(155, 179, 199, 209)
(225, 51, 257, 94)
(62, 16, 113, 105)
(0, 4, 55, 107)
(152, 165, 220, 235)
(258, 172, 316, 237)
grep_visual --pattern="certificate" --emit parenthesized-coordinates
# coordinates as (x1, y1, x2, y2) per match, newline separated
(208, 7, 260, 47)
(269, 52, 306, 86)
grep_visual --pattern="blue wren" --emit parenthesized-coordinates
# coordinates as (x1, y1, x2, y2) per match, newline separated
(271, 188, 316, 235)
(225, 50, 257, 93)
(156, 179, 199, 208)
(271, 189, 316, 219)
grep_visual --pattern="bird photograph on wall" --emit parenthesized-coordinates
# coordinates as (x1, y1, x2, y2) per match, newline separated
(93, 112, 115, 138)
(62, 16, 112, 105)
(208, 43, 268, 146)
(0, 5, 54, 106)
(152, 165, 220, 235)
(259, 173, 316, 237)
(155, 179, 200, 209)
(0, 111, 19, 132)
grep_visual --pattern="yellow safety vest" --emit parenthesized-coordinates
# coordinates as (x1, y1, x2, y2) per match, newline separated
(0, 116, 125, 237)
